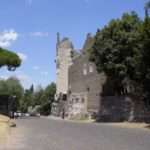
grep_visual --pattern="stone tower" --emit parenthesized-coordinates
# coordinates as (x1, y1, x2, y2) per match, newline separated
(52, 34, 79, 116)
(55, 33, 74, 98)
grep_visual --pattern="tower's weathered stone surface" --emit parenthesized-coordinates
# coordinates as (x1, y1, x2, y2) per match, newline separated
(51, 34, 76, 116)
(56, 37, 73, 95)
(67, 34, 106, 118)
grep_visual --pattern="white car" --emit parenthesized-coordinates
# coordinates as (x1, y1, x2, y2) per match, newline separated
(14, 112, 22, 118)
(25, 113, 30, 117)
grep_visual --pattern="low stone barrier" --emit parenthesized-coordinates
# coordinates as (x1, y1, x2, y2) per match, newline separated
(0, 115, 10, 144)
(98, 96, 150, 122)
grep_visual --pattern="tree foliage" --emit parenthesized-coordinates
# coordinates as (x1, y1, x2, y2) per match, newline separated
(32, 85, 44, 106)
(0, 77, 24, 111)
(140, 1, 150, 105)
(0, 47, 21, 71)
(20, 85, 34, 113)
(89, 12, 142, 95)
(34, 83, 56, 115)
(44, 82, 56, 104)
(20, 83, 56, 115)
(39, 83, 56, 115)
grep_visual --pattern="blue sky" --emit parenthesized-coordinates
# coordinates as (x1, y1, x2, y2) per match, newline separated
(0, 0, 147, 89)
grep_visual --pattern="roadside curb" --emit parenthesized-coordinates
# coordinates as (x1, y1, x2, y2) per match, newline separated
(45, 116, 95, 123)
(0, 115, 10, 124)
(99, 122, 150, 131)
(0, 115, 16, 128)
(45, 116, 150, 130)
(0, 115, 10, 143)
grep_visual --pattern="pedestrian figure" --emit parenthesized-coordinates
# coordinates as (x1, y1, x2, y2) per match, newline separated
(62, 109, 65, 119)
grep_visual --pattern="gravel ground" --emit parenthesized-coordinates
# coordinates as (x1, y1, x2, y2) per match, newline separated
(1, 117, 150, 150)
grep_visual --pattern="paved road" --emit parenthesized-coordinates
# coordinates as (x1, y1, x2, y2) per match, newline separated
(1, 117, 150, 150)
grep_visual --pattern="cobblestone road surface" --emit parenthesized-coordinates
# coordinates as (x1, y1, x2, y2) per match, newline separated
(1, 117, 150, 150)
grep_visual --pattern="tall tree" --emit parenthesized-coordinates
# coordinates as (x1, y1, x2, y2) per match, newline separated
(0, 77, 24, 111)
(33, 85, 44, 106)
(141, 1, 150, 107)
(20, 89, 32, 113)
(20, 85, 35, 112)
(6, 77, 24, 111)
(0, 80, 9, 95)
(89, 12, 142, 95)
(39, 83, 56, 115)
(44, 82, 56, 104)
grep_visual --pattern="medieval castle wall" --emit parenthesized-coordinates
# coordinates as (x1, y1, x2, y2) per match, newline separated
(52, 33, 106, 118)
(52, 33, 150, 122)
(66, 34, 106, 118)
(67, 49, 106, 118)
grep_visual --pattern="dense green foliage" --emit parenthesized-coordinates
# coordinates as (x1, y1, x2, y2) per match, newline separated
(0, 47, 21, 71)
(89, 2, 150, 107)
(141, 1, 150, 105)
(39, 83, 56, 115)
(0, 77, 24, 111)
(20, 83, 56, 115)
(89, 12, 142, 95)
(20, 86, 34, 113)
(0, 76, 56, 115)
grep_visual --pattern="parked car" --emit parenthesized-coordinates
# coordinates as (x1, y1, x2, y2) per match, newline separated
(14, 111, 22, 118)
(25, 113, 30, 117)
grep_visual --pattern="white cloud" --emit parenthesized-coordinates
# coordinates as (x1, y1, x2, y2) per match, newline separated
(41, 71, 48, 76)
(0, 29, 18, 47)
(17, 52, 28, 62)
(30, 32, 49, 37)
(33, 66, 40, 70)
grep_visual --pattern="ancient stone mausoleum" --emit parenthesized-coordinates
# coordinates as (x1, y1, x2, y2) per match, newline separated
(51, 33, 150, 122)
(51, 33, 105, 118)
